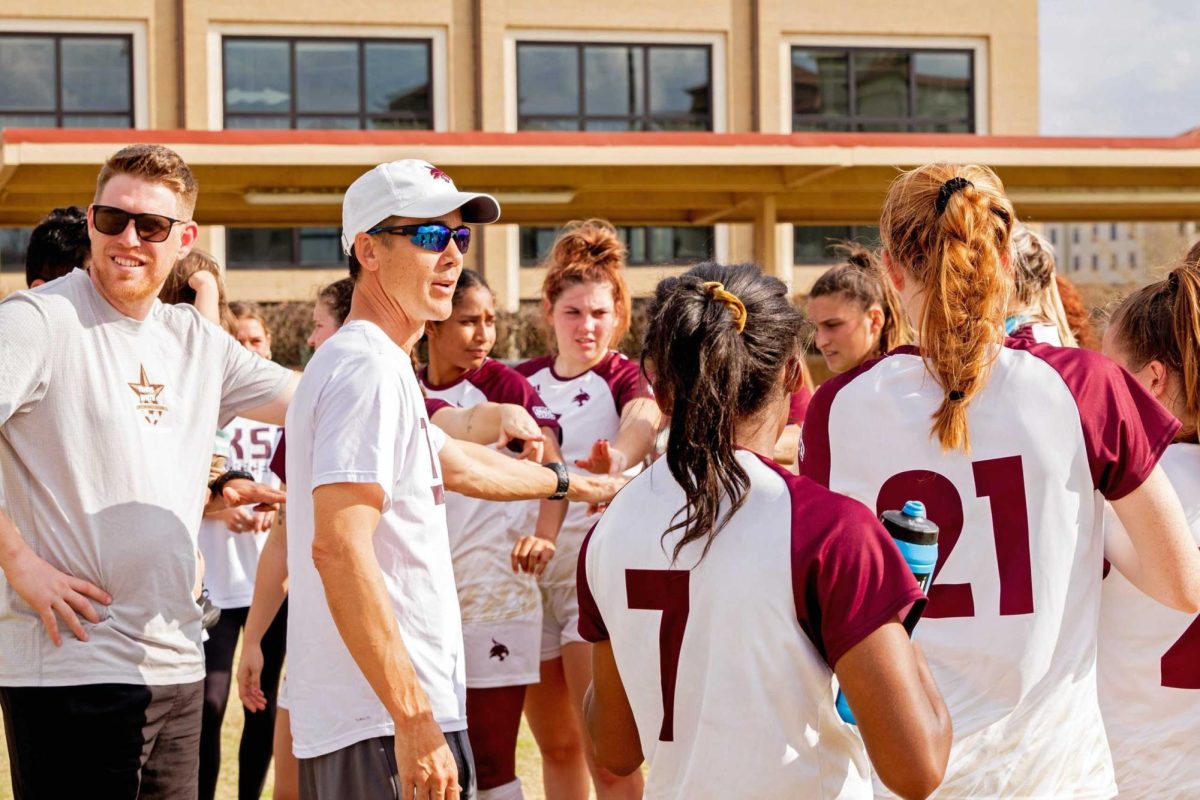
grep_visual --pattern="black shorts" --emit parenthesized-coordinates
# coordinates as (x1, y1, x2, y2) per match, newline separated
(299, 729, 475, 800)
(0, 680, 204, 800)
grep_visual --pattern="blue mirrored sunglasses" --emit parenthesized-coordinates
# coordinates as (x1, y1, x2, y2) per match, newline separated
(367, 223, 471, 254)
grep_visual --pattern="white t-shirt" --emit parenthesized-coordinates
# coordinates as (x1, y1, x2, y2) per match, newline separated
(515, 352, 652, 587)
(580, 452, 924, 799)
(197, 417, 282, 609)
(0, 269, 292, 686)
(284, 320, 465, 759)
(1099, 442, 1200, 798)
(802, 340, 1177, 799)
(420, 358, 559, 624)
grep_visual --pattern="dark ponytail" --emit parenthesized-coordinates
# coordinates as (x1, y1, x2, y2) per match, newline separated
(643, 262, 804, 562)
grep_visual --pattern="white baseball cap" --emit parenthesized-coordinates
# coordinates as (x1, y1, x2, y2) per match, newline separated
(341, 159, 501, 254)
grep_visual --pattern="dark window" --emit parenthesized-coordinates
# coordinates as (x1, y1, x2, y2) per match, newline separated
(1072, 228, 1080, 244)
(519, 225, 714, 267)
(517, 42, 711, 131)
(1129, 251, 1137, 269)
(1072, 254, 1079, 271)
(1048, 228, 1057, 246)
(1091, 254, 1099, 271)
(223, 37, 432, 130)
(0, 227, 32, 272)
(1110, 223, 1119, 240)
(793, 225, 880, 264)
(792, 46, 972, 132)
(0, 34, 132, 128)
(226, 227, 343, 269)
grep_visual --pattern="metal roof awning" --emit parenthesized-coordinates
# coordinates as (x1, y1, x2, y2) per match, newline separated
(3, 128, 1200, 226)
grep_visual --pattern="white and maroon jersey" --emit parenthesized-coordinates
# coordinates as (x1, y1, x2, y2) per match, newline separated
(420, 359, 560, 624)
(801, 340, 1178, 799)
(1099, 442, 1200, 798)
(198, 417, 282, 609)
(1009, 320, 1064, 347)
(579, 451, 924, 799)
(516, 351, 653, 587)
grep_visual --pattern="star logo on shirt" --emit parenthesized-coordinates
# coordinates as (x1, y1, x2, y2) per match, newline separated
(128, 364, 167, 425)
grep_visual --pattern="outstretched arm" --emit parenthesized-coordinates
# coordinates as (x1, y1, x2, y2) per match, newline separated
(438, 435, 623, 506)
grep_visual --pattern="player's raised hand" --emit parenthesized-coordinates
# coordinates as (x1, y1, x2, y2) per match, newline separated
(511, 535, 556, 576)
(2, 545, 110, 646)
(206, 478, 286, 515)
(575, 438, 629, 475)
(494, 404, 545, 461)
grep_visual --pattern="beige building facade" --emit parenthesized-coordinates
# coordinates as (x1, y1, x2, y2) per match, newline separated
(0, 0, 1048, 303)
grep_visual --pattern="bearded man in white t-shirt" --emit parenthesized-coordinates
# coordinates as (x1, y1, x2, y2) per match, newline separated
(0, 144, 297, 800)
(285, 160, 621, 800)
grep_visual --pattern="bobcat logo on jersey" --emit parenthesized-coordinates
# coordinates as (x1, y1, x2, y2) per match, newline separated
(128, 364, 167, 425)
(489, 639, 510, 661)
(572, 388, 591, 407)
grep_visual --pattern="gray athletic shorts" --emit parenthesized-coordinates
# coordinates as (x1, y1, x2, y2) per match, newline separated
(298, 728, 475, 800)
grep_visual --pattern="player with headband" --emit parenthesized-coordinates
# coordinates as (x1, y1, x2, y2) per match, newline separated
(802, 163, 1200, 797)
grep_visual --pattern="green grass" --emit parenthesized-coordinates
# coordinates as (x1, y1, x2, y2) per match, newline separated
(0, 674, 553, 800)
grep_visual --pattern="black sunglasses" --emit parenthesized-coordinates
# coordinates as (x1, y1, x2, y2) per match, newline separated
(92, 205, 187, 244)
(367, 223, 471, 255)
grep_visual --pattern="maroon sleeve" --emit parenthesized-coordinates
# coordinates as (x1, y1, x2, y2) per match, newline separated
(763, 457, 925, 669)
(425, 397, 453, 418)
(474, 361, 562, 440)
(269, 430, 287, 483)
(787, 386, 813, 426)
(576, 523, 609, 642)
(1020, 342, 1180, 500)
(514, 355, 553, 379)
(799, 382, 834, 486)
(595, 352, 653, 415)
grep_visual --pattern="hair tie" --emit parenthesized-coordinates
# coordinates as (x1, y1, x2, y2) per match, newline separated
(948, 390, 966, 402)
(701, 281, 747, 334)
(936, 177, 974, 216)
(1169, 271, 1181, 293)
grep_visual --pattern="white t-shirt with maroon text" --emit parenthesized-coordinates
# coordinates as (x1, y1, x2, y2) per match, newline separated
(420, 358, 560, 624)
(580, 451, 924, 798)
(284, 320, 464, 759)
(802, 339, 1177, 799)
(1099, 442, 1200, 798)
(198, 417, 282, 609)
(516, 351, 652, 587)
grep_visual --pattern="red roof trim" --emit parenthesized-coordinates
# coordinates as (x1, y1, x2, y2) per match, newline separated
(5, 128, 1200, 151)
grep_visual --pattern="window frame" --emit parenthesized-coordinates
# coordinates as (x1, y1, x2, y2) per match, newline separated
(515, 40, 714, 132)
(517, 224, 717, 268)
(792, 224, 881, 265)
(221, 34, 435, 130)
(225, 226, 344, 270)
(789, 44, 975, 133)
(0, 31, 135, 128)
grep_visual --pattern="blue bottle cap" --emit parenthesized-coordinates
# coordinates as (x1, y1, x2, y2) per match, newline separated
(902, 500, 927, 519)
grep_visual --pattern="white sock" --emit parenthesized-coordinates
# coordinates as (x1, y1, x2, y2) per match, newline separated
(478, 777, 523, 800)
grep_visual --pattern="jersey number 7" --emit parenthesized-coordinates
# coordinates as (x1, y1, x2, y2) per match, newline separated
(876, 455, 1034, 619)
(626, 569, 690, 742)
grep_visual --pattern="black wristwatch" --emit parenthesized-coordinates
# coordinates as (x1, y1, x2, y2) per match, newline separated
(209, 469, 255, 497)
(543, 462, 570, 500)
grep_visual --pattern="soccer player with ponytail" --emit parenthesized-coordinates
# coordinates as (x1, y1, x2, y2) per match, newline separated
(802, 163, 1200, 798)
(580, 262, 951, 798)
(807, 242, 912, 374)
(1099, 260, 1200, 798)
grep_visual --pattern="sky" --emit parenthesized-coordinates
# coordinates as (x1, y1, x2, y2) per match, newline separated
(1039, 0, 1200, 136)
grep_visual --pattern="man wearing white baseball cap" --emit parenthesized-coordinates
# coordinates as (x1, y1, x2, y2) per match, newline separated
(283, 160, 613, 800)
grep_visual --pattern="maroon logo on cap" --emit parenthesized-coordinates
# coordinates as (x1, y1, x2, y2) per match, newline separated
(428, 166, 452, 184)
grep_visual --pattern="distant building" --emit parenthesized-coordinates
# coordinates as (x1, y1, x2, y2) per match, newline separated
(1041, 222, 1199, 287)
